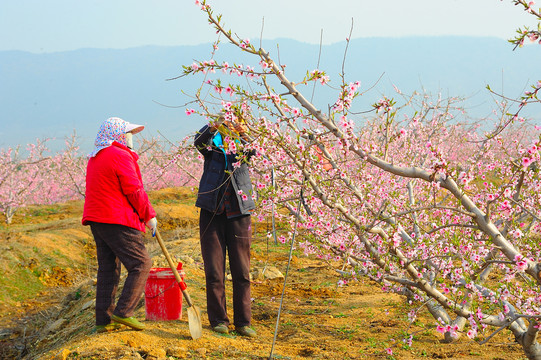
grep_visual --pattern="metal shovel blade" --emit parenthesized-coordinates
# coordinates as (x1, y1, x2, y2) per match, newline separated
(155, 229, 203, 340)
(187, 305, 202, 339)
(181, 287, 203, 339)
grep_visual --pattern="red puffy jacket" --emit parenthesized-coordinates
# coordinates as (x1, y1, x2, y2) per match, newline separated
(82, 142, 156, 232)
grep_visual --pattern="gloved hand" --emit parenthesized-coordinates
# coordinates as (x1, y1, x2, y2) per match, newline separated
(146, 217, 157, 237)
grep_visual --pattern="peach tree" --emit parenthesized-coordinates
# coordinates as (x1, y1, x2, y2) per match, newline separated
(179, 1, 541, 358)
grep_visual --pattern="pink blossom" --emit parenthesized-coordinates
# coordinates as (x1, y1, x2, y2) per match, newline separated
(228, 142, 237, 153)
(240, 39, 250, 49)
(517, 260, 528, 272)
(476, 308, 484, 320)
(510, 229, 523, 239)
(522, 157, 533, 169)
(404, 335, 413, 346)
(392, 232, 401, 247)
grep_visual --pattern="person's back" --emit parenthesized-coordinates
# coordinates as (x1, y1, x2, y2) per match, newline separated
(83, 143, 146, 231)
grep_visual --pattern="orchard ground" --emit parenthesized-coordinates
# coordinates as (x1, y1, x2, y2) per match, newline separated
(0, 187, 528, 359)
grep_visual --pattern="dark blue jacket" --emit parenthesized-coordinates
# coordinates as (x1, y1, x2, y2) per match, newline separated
(194, 125, 256, 215)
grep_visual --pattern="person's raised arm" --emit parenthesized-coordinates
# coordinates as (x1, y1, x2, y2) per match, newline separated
(194, 125, 215, 156)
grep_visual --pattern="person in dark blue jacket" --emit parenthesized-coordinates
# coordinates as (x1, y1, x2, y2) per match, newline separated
(194, 119, 257, 337)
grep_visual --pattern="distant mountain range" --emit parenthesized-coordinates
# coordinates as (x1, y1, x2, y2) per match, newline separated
(1, 37, 540, 153)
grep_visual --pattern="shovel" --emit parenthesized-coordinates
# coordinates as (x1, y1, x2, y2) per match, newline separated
(154, 228, 202, 340)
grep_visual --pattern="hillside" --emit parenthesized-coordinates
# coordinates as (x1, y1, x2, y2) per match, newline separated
(1, 37, 540, 154)
(0, 187, 528, 359)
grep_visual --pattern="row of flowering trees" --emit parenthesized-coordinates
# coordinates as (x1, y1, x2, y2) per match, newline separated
(0, 134, 202, 224)
(179, 0, 541, 358)
(0, 136, 83, 224)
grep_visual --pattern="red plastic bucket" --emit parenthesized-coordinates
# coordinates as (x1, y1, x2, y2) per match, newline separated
(144, 263, 184, 321)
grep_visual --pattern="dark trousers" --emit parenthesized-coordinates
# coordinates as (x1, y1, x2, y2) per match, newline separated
(90, 222, 152, 326)
(199, 210, 252, 328)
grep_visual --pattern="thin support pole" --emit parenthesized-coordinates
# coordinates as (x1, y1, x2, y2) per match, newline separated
(269, 181, 304, 359)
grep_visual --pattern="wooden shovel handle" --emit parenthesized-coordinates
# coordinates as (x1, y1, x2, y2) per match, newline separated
(154, 229, 194, 307)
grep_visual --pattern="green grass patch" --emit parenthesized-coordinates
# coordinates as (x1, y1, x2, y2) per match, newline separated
(0, 267, 46, 303)
(28, 205, 62, 217)
(312, 281, 334, 289)
(154, 197, 192, 206)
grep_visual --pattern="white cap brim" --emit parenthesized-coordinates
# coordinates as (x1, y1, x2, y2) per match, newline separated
(125, 122, 144, 134)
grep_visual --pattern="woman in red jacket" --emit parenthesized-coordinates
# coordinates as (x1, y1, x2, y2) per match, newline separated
(82, 117, 157, 333)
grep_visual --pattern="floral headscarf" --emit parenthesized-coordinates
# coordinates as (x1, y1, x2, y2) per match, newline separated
(88, 117, 128, 157)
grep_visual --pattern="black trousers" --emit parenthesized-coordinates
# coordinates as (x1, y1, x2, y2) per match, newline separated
(90, 222, 152, 326)
(199, 210, 252, 328)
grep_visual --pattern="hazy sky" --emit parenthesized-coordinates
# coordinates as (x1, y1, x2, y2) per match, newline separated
(1, 0, 538, 53)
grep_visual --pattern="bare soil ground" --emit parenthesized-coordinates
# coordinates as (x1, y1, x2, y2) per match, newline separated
(0, 187, 528, 359)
